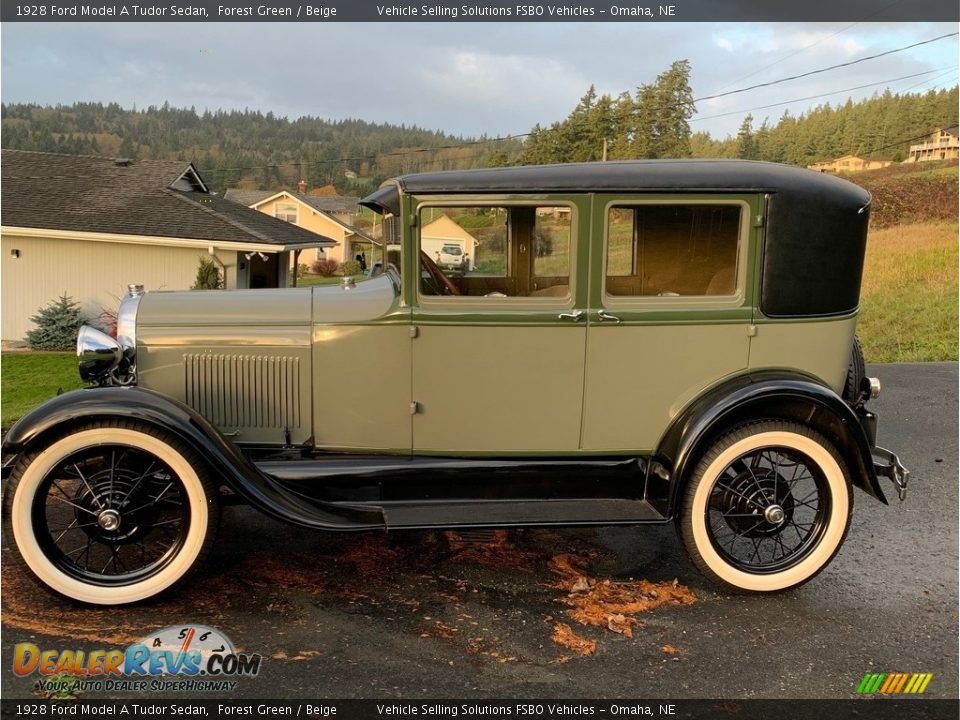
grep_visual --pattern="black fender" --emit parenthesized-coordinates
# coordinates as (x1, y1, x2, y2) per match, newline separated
(650, 370, 887, 517)
(1, 387, 384, 530)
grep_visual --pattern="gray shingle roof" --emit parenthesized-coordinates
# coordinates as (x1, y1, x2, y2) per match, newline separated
(1, 150, 336, 249)
(225, 187, 360, 214)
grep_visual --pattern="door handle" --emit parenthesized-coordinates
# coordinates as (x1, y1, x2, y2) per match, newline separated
(597, 310, 621, 323)
(558, 310, 585, 322)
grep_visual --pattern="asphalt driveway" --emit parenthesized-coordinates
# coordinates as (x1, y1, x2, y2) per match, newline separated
(2, 362, 957, 700)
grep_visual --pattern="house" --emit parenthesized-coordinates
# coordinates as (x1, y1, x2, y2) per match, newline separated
(1, 150, 337, 342)
(807, 154, 893, 173)
(906, 126, 959, 163)
(420, 214, 479, 270)
(225, 183, 376, 266)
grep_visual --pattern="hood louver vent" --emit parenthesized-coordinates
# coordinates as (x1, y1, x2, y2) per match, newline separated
(184, 354, 301, 430)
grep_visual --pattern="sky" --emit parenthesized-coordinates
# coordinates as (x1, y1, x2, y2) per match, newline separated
(1, 21, 957, 141)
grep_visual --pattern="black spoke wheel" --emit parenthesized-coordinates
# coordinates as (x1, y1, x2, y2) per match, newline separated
(706, 447, 830, 574)
(679, 420, 852, 593)
(32, 445, 190, 586)
(4, 423, 219, 605)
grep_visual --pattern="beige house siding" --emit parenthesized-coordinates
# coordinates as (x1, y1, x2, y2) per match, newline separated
(907, 127, 960, 163)
(255, 196, 352, 264)
(807, 155, 892, 173)
(1, 233, 238, 341)
(420, 215, 479, 267)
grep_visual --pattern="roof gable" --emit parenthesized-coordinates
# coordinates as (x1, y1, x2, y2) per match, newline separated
(421, 214, 479, 243)
(228, 188, 374, 241)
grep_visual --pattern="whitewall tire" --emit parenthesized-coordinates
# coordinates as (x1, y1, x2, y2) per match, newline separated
(678, 420, 852, 593)
(3, 423, 219, 605)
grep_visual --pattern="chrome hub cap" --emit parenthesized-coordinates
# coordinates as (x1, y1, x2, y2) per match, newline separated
(97, 509, 122, 532)
(763, 504, 786, 526)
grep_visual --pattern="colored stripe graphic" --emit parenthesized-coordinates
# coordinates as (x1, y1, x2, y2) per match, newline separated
(858, 672, 933, 694)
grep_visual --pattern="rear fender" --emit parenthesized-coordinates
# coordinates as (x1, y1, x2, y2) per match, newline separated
(651, 371, 887, 516)
(1, 387, 384, 530)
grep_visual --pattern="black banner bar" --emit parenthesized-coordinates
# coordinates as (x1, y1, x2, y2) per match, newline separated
(0, 0, 957, 23)
(2, 699, 959, 720)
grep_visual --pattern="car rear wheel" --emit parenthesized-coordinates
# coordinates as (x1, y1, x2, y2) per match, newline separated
(678, 420, 852, 592)
(3, 423, 219, 605)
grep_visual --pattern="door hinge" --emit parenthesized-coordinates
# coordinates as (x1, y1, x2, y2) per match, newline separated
(410, 401, 420, 415)
(410, 325, 419, 339)
(747, 324, 758, 337)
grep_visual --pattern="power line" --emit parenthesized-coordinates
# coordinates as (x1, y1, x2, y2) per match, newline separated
(900, 68, 959, 93)
(708, 0, 906, 94)
(198, 33, 958, 177)
(691, 68, 955, 122)
(695, 32, 959, 103)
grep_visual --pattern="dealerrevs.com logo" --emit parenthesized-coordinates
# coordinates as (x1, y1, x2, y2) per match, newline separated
(857, 673, 934, 696)
(13, 625, 262, 693)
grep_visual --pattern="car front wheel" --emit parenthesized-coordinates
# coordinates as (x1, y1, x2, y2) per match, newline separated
(678, 420, 852, 592)
(3, 422, 219, 605)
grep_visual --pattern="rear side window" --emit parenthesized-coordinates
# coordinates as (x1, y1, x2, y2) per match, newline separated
(606, 204, 741, 297)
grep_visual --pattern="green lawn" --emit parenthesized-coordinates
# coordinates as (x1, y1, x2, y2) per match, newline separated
(1, 352, 85, 430)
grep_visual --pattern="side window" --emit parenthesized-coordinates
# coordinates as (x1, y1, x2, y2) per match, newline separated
(418, 205, 572, 299)
(606, 204, 741, 297)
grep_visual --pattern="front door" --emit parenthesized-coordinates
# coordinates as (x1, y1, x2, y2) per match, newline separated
(581, 195, 759, 452)
(410, 198, 589, 454)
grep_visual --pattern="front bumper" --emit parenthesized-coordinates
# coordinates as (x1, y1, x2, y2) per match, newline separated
(873, 446, 910, 501)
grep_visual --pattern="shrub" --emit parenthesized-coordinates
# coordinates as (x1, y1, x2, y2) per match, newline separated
(338, 260, 362, 277)
(97, 309, 118, 338)
(192, 257, 224, 289)
(24, 294, 87, 351)
(296, 263, 310, 279)
(312, 258, 339, 277)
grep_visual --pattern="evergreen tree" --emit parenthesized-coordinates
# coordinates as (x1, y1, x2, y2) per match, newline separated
(736, 114, 758, 160)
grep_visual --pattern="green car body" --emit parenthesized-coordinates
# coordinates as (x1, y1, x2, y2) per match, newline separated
(2, 160, 909, 604)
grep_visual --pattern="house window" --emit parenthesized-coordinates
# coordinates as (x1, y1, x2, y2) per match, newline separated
(605, 204, 742, 297)
(275, 202, 298, 224)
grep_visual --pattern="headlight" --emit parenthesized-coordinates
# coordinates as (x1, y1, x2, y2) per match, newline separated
(77, 326, 122, 383)
(78, 284, 143, 385)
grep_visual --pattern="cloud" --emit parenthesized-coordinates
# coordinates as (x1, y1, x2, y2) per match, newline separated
(1, 21, 956, 140)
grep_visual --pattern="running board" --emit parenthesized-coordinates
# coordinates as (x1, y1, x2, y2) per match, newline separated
(378, 498, 666, 529)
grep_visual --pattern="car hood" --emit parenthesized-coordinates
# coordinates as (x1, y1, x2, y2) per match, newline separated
(136, 275, 400, 328)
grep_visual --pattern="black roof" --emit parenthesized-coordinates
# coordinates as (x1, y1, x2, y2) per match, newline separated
(361, 159, 871, 216)
(1, 150, 337, 249)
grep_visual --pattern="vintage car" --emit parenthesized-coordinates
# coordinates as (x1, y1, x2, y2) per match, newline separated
(2, 160, 909, 605)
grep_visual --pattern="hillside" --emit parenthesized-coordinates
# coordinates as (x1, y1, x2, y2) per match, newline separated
(840, 160, 959, 228)
(0, 102, 523, 194)
(852, 161, 958, 362)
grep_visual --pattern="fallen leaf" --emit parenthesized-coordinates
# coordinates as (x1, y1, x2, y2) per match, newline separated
(551, 622, 597, 656)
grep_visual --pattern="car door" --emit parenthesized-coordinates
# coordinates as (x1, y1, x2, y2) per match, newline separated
(580, 194, 760, 452)
(410, 197, 590, 454)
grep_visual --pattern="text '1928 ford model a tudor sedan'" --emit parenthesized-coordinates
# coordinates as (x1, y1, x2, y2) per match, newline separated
(2, 160, 910, 605)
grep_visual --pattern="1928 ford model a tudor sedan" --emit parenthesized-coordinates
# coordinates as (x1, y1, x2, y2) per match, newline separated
(2, 160, 909, 605)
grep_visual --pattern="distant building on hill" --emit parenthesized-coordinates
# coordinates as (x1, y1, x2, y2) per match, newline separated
(906, 126, 959, 163)
(807, 154, 893, 173)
